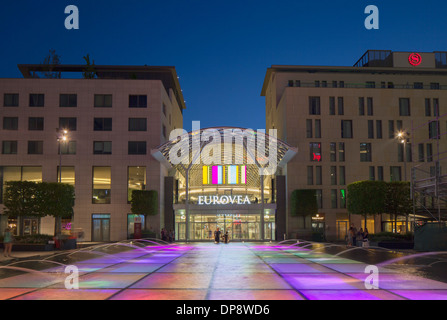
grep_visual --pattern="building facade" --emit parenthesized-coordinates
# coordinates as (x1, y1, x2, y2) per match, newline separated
(0, 65, 185, 241)
(262, 50, 447, 241)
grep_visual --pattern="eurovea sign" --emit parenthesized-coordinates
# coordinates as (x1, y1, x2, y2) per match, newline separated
(198, 195, 251, 205)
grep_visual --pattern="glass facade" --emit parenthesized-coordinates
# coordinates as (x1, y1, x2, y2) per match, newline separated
(92, 167, 111, 204)
(128, 166, 146, 201)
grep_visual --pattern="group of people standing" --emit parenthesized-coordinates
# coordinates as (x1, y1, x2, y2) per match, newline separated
(161, 228, 174, 243)
(347, 224, 369, 247)
(214, 228, 229, 244)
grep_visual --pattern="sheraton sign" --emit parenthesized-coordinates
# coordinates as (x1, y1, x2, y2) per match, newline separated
(198, 195, 251, 205)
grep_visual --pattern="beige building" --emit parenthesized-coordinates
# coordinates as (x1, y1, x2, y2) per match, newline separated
(0, 65, 185, 241)
(262, 50, 447, 241)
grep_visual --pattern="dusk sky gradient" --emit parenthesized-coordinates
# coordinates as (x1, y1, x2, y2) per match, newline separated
(1, 0, 446, 131)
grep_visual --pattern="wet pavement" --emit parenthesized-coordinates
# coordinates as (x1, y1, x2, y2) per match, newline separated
(0, 240, 446, 300)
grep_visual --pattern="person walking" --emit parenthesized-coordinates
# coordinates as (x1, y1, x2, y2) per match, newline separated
(351, 223, 357, 247)
(3, 228, 13, 257)
(223, 231, 229, 244)
(363, 228, 369, 247)
(214, 228, 221, 244)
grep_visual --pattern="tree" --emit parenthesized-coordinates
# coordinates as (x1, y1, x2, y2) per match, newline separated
(82, 54, 97, 79)
(290, 189, 318, 226)
(41, 49, 62, 79)
(131, 190, 158, 228)
(36, 183, 75, 235)
(385, 181, 412, 233)
(3, 181, 75, 236)
(3, 181, 41, 218)
(347, 180, 387, 230)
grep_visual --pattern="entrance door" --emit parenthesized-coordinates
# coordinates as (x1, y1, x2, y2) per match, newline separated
(92, 214, 110, 242)
(22, 218, 39, 236)
(337, 221, 349, 241)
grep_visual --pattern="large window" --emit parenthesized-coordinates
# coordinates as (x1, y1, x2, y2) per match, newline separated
(57, 166, 75, 185)
(94, 141, 112, 155)
(28, 117, 44, 131)
(341, 120, 353, 138)
(128, 141, 147, 155)
(3, 117, 18, 130)
(94, 118, 112, 131)
(29, 94, 44, 107)
(309, 143, 322, 162)
(129, 95, 147, 108)
(0, 166, 42, 203)
(360, 143, 372, 162)
(4, 94, 19, 107)
(61, 141, 76, 155)
(59, 118, 77, 131)
(129, 118, 147, 131)
(60, 94, 77, 108)
(128, 167, 146, 202)
(28, 141, 43, 154)
(309, 97, 320, 115)
(92, 167, 111, 204)
(2, 141, 17, 155)
(399, 98, 411, 116)
(94, 94, 112, 108)
(390, 166, 402, 182)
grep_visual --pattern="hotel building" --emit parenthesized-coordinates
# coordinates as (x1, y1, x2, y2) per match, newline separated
(0, 65, 185, 241)
(262, 50, 447, 241)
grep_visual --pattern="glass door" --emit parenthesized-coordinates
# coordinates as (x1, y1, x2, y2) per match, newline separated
(92, 214, 110, 242)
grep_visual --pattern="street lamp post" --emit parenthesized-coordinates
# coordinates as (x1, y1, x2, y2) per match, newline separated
(57, 129, 68, 183)
(397, 131, 409, 181)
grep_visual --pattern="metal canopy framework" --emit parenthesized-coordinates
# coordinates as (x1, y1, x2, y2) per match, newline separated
(152, 127, 298, 183)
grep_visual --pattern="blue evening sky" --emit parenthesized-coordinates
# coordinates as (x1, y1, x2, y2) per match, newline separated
(1, 0, 446, 131)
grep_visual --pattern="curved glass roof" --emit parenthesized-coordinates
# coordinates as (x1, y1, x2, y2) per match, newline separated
(152, 127, 298, 182)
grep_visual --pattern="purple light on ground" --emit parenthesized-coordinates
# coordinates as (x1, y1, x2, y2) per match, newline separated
(271, 263, 337, 274)
(300, 290, 404, 300)
(282, 273, 363, 290)
(348, 273, 447, 290)
(390, 290, 447, 300)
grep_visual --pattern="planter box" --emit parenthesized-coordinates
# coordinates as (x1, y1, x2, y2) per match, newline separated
(0, 243, 55, 251)
(378, 241, 414, 250)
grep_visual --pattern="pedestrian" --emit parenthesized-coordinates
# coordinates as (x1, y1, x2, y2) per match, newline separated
(214, 228, 221, 244)
(363, 228, 369, 247)
(357, 228, 364, 245)
(161, 228, 166, 241)
(3, 228, 13, 257)
(351, 223, 357, 247)
(169, 229, 174, 243)
(223, 231, 229, 244)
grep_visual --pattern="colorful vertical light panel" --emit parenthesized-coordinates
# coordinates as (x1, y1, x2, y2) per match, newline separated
(202, 165, 247, 185)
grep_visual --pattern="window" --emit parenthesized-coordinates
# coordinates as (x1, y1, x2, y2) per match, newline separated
(332, 81, 338, 88)
(92, 167, 111, 204)
(61, 141, 77, 155)
(331, 190, 338, 209)
(94, 94, 112, 108)
(340, 189, 347, 208)
(295, 80, 301, 87)
(0, 167, 42, 204)
(2, 141, 17, 154)
(427, 143, 433, 162)
(316, 190, 323, 209)
(162, 125, 167, 138)
(316, 166, 322, 185)
(3, 117, 18, 130)
(4, 94, 19, 107)
(425, 99, 431, 116)
(162, 103, 167, 116)
(57, 167, 75, 185)
(129, 95, 147, 108)
(330, 143, 336, 162)
(366, 81, 375, 88)
(60, 94, 77, 108)
(341, 120, 353, 138)
(309, 97, 320, 115)
(367, 98, 374, 116)
(93, 141, 112, 155)
(434, 99, 440, 117)
(29, 94, 44, 107)
(429, 121, 440, 139)
(396, 120, 403, 131)
(360, 143, 372, 162)
(307, 166, 313, 185)
(399, 98, 411, 116)
(28, 117, 44, 131)
(28, 141, 43, 154)
(378, 166, 384, 181)
(306, 120, 312, 138)
(418, 144, 425, 162)
(128, 141, 147, 155)
(368, 120, 374, 139)
(339, 81, 345, 88)
(59, 118, 77, 131)
(388, 120, 395, 139)
(369, 166, 375, 181)
(128, 166, 146, 202)
(358, 97, 365, 116)
(390, 166, 402, 182)
(315, 120, 321, 138)
(310, 143, 322, 162)
(330, 166, 337, 185)
(431, 83, 440, 90)
(339, 166, 346, 185)
(338, 97, 344, 115)
(329, 97, 336, 115)
(288, 80, 293, 87)
(339, 143, 345, 162)
(376, 120, 383, 139)
(315, 81, 320, 88)
(414, 82, 424, 89)
(322, 81, 327, 88)
(94, 118, 112, 131)
(129, 118, 147, 131)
